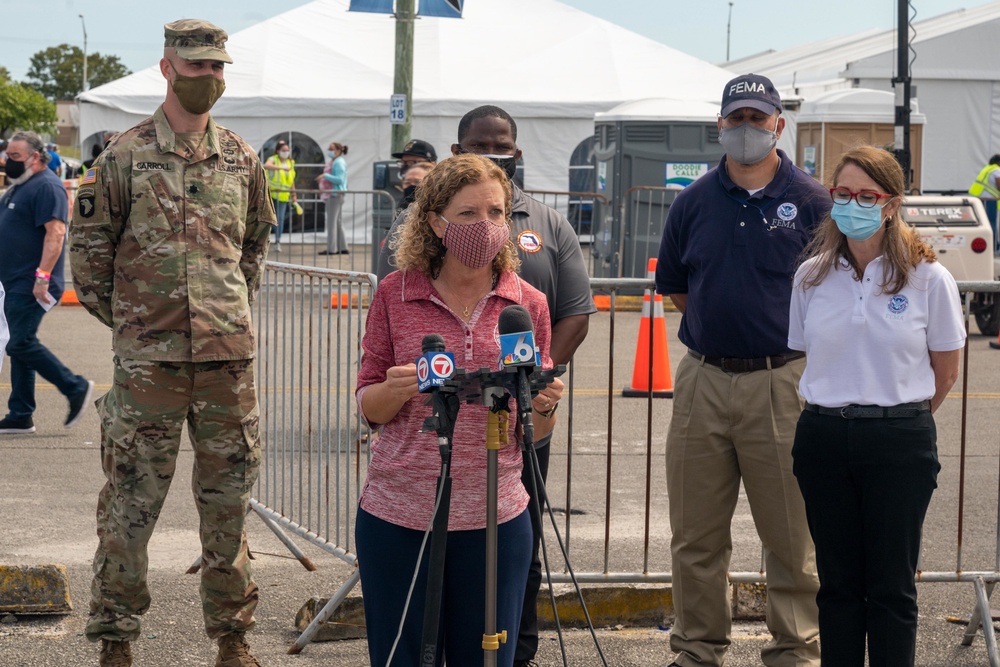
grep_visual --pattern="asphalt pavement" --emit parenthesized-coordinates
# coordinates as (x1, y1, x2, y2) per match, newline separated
(2, 294, 1000, 666)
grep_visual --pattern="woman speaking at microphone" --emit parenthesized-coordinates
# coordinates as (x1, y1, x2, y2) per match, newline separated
(355, 153, 563, 667)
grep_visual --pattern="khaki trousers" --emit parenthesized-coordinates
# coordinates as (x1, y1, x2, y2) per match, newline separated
(667, 353, 819, 667)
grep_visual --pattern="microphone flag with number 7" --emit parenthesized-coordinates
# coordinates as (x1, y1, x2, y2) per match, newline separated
(417, 333, 455, 393)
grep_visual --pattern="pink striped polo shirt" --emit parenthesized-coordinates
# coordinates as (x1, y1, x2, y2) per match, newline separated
(357, 268, 552, 531)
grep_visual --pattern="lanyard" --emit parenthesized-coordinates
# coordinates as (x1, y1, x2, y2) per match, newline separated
(721, 164, 795, 231)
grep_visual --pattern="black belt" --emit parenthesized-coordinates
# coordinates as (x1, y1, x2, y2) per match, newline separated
(688, 350, 805, 373)
(804, 401, 931, 419)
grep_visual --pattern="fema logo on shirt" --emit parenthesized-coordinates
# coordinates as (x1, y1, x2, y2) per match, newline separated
(776, 203, 798, 221)
(886, 295, 909, 321)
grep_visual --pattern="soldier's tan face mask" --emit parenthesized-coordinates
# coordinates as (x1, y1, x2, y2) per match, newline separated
(168, 61, 226, 115)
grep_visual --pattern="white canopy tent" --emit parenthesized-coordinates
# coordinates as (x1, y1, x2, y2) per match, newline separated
(725, 2, 1000, 193)
(79, 0, 734, 199)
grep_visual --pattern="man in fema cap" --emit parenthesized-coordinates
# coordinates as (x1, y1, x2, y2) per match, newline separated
(654, 73, 830, 667)
(71, 18, 275, 667)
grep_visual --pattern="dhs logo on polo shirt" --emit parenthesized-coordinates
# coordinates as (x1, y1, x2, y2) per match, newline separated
(885, 295, 909, 321)
(765, 202, 798, 231)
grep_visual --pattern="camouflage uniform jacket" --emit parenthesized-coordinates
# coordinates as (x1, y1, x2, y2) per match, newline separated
(69, 106, 276, 362)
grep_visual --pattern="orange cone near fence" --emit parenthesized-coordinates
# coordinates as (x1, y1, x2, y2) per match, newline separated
(622, 258, 673, 398)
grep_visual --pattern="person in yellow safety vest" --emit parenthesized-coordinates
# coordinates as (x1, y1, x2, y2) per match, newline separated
(968, 154, 1000, 251)
(263, 139, 297, 252)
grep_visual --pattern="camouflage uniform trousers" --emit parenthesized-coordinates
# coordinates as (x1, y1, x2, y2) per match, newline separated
(85, 356, 262, 642)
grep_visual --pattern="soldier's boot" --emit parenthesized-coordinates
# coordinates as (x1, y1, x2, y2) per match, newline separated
(216, 632, 262, 667)
(99, 639, 133, 666)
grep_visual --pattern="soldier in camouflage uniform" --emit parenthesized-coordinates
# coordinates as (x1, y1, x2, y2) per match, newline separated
(68, 19, 276, 667)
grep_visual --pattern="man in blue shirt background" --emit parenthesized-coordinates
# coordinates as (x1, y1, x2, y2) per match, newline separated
(0, 131, 93, 435)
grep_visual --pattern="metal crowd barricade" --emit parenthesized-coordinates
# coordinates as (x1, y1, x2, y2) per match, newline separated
(249, 261, 375, 653)
(556, 278, 1000, 666)
(246, 266, 1000, 661)
(521, 189, 609, 245)
(271, 188, 397, 276)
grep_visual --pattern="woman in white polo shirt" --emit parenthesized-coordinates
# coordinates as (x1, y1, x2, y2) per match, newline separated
(788, 145, 965, 667)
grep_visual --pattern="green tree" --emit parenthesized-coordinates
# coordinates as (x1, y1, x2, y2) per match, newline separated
(0, 78, 57, 136)
(0, 66, 10, 82)
(25, 44, 131, 100)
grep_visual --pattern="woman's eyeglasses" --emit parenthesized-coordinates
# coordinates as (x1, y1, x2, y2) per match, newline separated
(829, 188, 894, 208)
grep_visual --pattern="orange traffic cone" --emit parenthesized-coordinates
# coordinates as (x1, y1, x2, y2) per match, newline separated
(622, 258, 673, 398)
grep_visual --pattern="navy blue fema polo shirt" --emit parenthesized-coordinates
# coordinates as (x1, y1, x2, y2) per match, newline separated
(0, 168, 70, 300)
(655, 149, 831, 359)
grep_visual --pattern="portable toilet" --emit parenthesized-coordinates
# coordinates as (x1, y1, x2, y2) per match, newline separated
(796, 88, 926, 190)
(592, 98, 725, 280)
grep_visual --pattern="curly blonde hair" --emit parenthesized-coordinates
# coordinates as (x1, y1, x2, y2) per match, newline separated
(391, 154, 520, 276)
(799, 145, 936, 295)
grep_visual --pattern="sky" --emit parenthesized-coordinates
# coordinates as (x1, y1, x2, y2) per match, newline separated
(0, 0, 992, 83)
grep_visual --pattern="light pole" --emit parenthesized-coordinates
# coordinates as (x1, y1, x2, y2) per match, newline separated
(726, 2, 734, 62)
(79, 14, 88, 93)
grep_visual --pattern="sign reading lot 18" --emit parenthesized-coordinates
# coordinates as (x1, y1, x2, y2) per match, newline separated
(390, 94, 407, 125)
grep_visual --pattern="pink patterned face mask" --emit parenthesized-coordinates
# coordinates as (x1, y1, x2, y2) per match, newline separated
(440, 216, 509, 269)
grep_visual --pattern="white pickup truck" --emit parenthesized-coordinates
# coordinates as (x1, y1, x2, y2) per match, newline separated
(902, 196, 999, 335)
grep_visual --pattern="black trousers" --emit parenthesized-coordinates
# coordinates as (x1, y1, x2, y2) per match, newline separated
(792, 409, 939, 667)
(514, 433, 552, 662)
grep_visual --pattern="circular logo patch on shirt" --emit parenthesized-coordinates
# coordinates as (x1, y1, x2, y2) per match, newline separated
(888, 295, 909, 314)
(517, 230, 543, 253)
(776, 202, 798, 221)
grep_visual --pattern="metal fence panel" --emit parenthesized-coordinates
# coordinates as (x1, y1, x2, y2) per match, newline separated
(252, 262, 374, 564)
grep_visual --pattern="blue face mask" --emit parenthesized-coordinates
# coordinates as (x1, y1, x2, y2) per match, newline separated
(327, 150, 337, 158)
(831, 201, 885, 241)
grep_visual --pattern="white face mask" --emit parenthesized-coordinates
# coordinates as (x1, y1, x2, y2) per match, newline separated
(719, 115, 779, 165)
(278, 149, 290, 159)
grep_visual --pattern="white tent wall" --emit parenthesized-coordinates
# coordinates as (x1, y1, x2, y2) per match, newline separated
(844, 77, 994, 194)
(725, 3, 1000, 194)
(842, 13, 1000, 193)
(79, 0, 734, 215)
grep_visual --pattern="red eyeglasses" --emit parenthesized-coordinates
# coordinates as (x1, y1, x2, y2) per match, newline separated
(829, 187, 895, 208)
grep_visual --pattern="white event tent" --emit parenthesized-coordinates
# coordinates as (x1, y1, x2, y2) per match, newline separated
(79, 0, 734, 197)
(725, 1, 1000, 193)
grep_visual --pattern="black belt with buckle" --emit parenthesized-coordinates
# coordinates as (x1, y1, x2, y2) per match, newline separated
(689, 350, 805, 374)
(804, 401, 932, 419)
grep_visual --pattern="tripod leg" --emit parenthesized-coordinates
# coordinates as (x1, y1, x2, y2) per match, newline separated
(514, 440, 551, 662)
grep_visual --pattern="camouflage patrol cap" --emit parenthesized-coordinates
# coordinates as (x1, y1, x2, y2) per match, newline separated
(164, 19, 233, 64)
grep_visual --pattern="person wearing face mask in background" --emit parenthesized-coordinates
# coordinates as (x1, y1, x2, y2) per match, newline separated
(392, 138, 438, 177)
(655, 74, 830, 667)
(376, 106, 594, 667)
(395, 160, 433, 214)
(789, 146, 964, 667)
(0, 131, 93, 436)
(68, 19, 276, 667)
(264, 139, 296, 252)
(356, 154, 563, 666)
(316, 142, 349, 255)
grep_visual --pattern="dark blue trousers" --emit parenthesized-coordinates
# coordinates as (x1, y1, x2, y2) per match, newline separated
(356, 505, 531, 667)
(792, 410, 939, 667)
(3, 291, 87, 419)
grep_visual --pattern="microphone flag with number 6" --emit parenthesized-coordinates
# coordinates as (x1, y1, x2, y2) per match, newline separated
(498, 305, 539, 369)
(417, 333, 455, 393)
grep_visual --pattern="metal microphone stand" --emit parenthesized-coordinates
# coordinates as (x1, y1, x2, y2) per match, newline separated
(418, 385, 460, 666)
(439, 365, 565, 666)
(483, 382, 512, 667)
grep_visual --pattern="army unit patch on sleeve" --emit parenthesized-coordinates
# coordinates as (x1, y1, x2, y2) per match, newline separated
(80, 167, 99, 185)
(77, 194, 96, 218)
